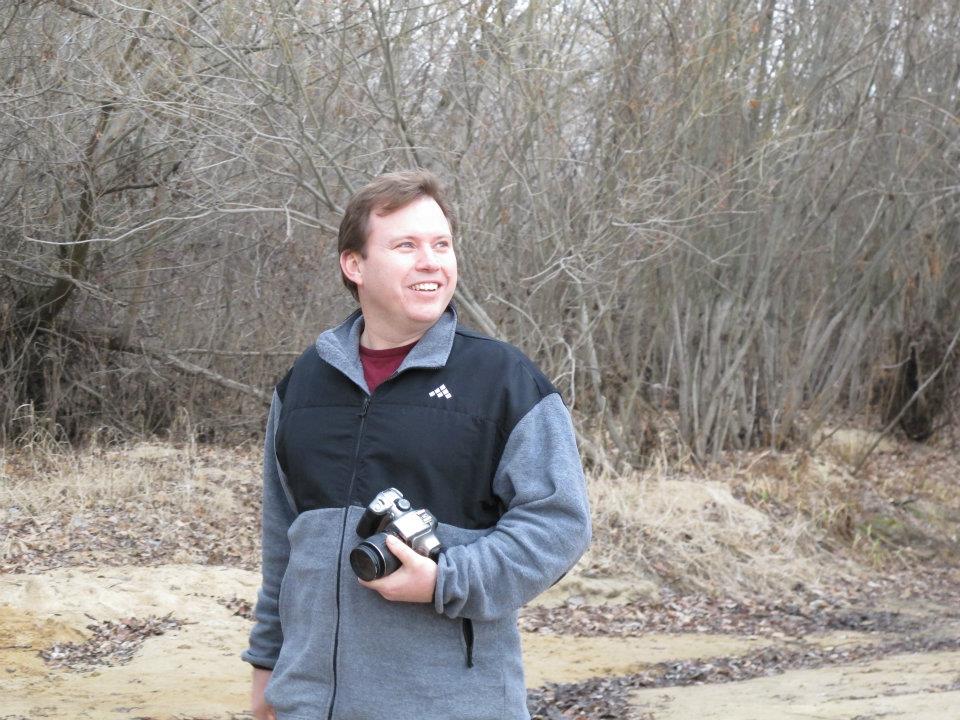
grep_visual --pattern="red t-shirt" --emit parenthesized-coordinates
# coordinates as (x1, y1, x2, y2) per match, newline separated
(359, 341, 417, 394)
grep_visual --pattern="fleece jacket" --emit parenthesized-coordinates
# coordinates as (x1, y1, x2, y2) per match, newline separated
(242, 306, 592, 720)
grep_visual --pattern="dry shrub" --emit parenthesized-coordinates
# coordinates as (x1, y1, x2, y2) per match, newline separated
(585, 424, 960, 597)
(4, 0, 960, 460)
(734, 453, 864, 545)
(731, 434, 960, 567)
(585, 467, 841, 599)
(813, 428, 898, 469)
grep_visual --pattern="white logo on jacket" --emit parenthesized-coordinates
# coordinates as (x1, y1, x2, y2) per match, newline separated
(428, 384, 452, 399)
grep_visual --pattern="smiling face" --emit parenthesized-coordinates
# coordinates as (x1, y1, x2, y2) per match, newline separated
(340, 195, 458, 348)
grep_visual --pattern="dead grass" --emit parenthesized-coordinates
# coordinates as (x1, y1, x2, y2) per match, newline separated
(584, 421, 960, 598)
(723, 424, 960, 570)
(0, 433, 261, 573)
(2, 420, 958, 601)
(1, 424, 248, 513)
(584, 465, 845, 599)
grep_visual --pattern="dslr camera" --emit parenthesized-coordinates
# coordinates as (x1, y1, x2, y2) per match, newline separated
(350, 487, 442, 582)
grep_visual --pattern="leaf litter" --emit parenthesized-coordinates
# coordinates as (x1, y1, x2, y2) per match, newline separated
(40, 614, 183, 672)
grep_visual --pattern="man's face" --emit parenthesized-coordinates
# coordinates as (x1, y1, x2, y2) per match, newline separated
(341, 196, 457, 343)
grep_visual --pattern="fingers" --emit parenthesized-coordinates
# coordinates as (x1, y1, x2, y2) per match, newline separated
(252, 705, 275, 720)
(384, 534, 422, 565)
(357, 535, 437, 603)
(251, 667, 274, 720)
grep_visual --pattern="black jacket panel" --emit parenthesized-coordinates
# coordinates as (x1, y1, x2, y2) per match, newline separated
(274, 325, 558, 529)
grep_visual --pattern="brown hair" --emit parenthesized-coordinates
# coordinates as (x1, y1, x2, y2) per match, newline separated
(337, 169, 458, 300)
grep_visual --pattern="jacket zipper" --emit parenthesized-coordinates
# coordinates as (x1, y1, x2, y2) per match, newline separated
(326, 395, 370, 720)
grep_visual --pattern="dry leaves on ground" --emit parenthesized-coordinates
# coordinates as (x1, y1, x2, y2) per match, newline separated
(218, 595, 253, 620)
(40, 614, 183, 672)
(527, 633, 960, 720)
(520, 589, 927, 638)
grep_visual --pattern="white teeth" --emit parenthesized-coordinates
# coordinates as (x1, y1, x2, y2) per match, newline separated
(412, 282, 439, 291)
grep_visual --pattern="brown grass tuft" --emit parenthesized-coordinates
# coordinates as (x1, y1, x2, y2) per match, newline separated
(584, 465, 845, 599)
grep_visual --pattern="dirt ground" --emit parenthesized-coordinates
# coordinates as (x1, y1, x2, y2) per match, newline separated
(631, 650, 960, 720)
(2, 434, 959, 718)
(1, 564, 958, 720)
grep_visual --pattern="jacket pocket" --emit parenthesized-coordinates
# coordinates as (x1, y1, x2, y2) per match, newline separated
(335, 589, 505, 719)
(461, 617, 475, 668)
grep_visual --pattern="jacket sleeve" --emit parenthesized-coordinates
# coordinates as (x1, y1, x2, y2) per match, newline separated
(433, 392, 591, 621)
(242, 390, 297, 669)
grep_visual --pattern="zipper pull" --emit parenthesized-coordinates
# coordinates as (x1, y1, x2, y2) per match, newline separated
(358, 397, 370, 417)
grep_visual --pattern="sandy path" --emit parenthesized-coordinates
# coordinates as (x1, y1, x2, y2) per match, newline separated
(631, 649, 960, 719)
(1, 566, 257, 719)
(521, 633, 767, 687)
(1, 565, 958, 719)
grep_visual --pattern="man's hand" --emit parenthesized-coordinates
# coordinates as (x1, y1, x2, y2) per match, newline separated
(251, 667, 275, 720)
(358, 534, 438, 603)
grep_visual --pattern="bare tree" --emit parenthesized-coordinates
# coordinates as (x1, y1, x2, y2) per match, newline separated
(1, 0, 957, 463)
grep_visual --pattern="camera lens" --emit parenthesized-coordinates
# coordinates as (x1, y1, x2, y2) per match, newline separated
(350, 533, 401, 581)
(349, 544, 382, 581)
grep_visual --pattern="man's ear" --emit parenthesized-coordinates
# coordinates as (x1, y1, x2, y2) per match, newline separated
(340, 250, 363, 288)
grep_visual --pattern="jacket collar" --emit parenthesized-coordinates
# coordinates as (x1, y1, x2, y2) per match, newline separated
(314, 305, 458, 394)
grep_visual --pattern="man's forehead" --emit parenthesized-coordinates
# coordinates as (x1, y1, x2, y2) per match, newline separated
(368, 198, 452, 237)
(371, 196, 443, 217)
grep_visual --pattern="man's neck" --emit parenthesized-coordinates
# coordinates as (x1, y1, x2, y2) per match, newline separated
(359, 319, 427, 350)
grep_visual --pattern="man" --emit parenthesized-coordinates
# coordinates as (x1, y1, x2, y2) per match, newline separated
(243, 170, 591, 720)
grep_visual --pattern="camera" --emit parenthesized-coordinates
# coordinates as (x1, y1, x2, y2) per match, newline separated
(350, 488, 442, 582)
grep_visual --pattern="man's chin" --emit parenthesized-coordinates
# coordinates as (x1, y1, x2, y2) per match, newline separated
(409, 293, 452, 313)
(405, 307, 445, 327)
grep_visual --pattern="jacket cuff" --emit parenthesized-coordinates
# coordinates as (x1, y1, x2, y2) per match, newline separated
(241, 649, 277, 670)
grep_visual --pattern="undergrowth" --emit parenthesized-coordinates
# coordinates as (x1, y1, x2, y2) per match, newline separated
(2, 422, 957, 599)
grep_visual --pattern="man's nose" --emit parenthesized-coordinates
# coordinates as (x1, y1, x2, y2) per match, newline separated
(416, 245, 440, 270)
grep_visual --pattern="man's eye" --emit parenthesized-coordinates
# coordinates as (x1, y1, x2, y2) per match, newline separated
(397, 241, 415, 249)
(435, 240, 450, 249)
